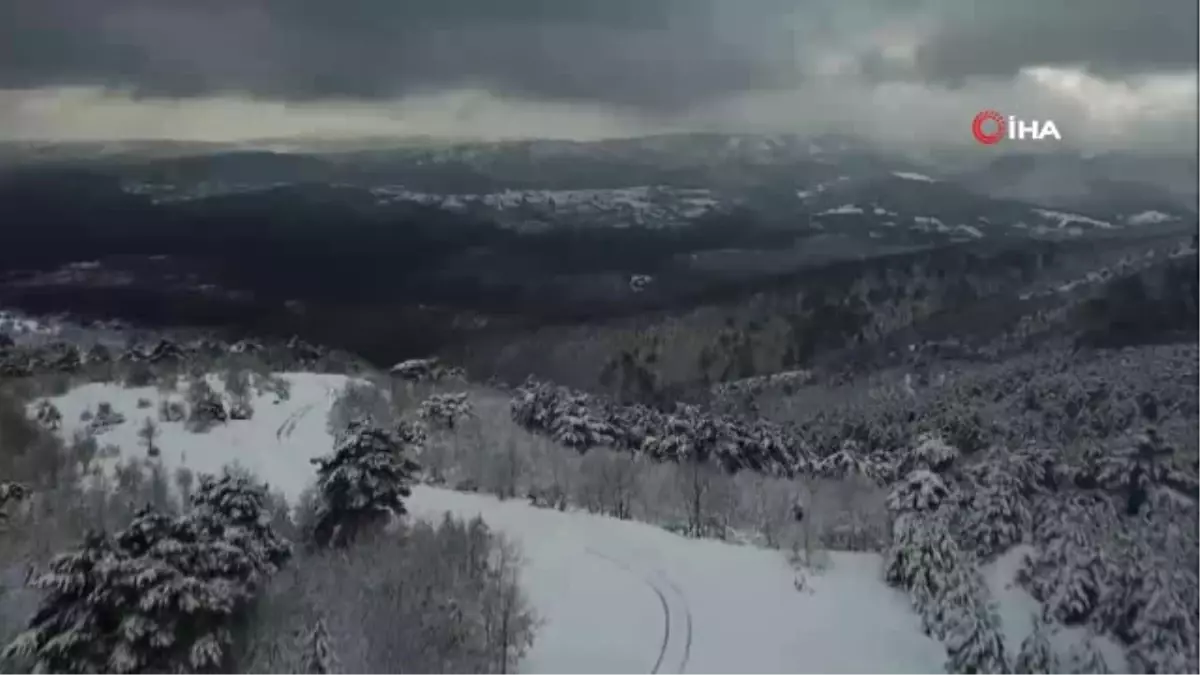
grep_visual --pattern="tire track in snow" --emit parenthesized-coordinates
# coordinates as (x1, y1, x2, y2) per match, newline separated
(275, 402, 317, 441)
(655, 571, 693, 674)
(585, 547, 672, 675)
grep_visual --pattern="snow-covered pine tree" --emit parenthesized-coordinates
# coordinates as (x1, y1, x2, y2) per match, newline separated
(942, 593, 1010, 674)
(904, 431, 960, 474)
(1122, 568, 1196, 674)
(299, 616, 338, 674)
(1008, 446, 1065, 495)
(549, 394, 615, 451)
(189, 470, 292, 588)
(418, 392, 473, 431)
(815, 441, 872, 481)
(887, 468, 952, 514)
(1063, 638, 1110, 674)
(311, 419, 421, 548)
(1095, 428, 1176, 516)
(884, 512, 962, 608)
(2, 532, 121, 673)
(1013, 615, 1059, 674)
(105, 507, 257, 673)
(957, 466, 1030, 560)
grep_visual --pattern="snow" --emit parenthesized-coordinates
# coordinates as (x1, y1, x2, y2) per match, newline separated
(818, 204, 865, 216)
(983, 546, 1127, 671)
(367, 185, 723, 228)
(0, 310, 60, 340)
(911, 216, 948, 233)
(409, 488, 947, 674)
(37, 373, 353, 503)
(1126, 210, 1176, 226)
(36, 376, 949, 674)
(892, 172, 938, 183)
(1031, 208, 1114, 230)
(127, 181, 724, 230)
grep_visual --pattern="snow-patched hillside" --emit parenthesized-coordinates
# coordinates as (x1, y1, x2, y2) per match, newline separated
(0, 310, 61, 343)
(36, 373, 351, 504)
(31, 374, 1125, 673)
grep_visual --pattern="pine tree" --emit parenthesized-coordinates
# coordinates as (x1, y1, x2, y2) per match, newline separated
(885, 513, 962, 608)
(299, 617, 338, 674)
(2, 532, 121, 673)
(943, 596, 1010, 674)
(105, 507, 255, 672)
(887, 469, 952, 514)
(904, 431, 960, 474)
(311, 419, 421, 548)
(418, 392, 474, 431)
(189, 470, 292, 588)
(5, 493, 292, 674)
(1013, 615, 1059, 674)
(1064, 638, 1110, 674)
(1122, 568, 1195, 674)
(959, 468, 1030, 560)
(1095, 428, 1175, 516)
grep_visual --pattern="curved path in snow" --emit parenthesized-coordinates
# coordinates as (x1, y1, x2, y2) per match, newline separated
(585, 547, 675, 674)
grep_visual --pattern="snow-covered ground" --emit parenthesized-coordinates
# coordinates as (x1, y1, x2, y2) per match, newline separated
(37, 373, 352, 503)
(33, 374, 1122, 673)
(33, 375, 950, 673)
(410, 488, 946, 674)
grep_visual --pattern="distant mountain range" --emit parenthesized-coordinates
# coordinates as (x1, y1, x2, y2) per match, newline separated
(5, 133, 1192, 248)
(0, 132, 1194, 373)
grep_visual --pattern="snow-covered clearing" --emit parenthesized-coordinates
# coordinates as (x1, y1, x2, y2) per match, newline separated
(411, 488, 945, 674)
(37, 373, 352, 503)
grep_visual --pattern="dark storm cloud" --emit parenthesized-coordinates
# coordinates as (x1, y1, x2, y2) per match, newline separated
(3, 0, 1197, 111)
(3, 0, 795, 111)
(908, 0, 1199, 84)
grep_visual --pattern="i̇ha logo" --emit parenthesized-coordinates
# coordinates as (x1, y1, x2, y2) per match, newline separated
(971, 110, 1062, 145)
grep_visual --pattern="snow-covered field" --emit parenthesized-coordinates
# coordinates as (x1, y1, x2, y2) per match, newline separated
(410, 488, 945, 674)
(31, 374, 1123, 673)
(38, 372, 352, 503)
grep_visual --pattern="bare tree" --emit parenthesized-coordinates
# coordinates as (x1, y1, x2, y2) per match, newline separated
(237, 515, 536, 674)
(483, 434, 527, 500)
(578, 450, 640, 519)
(732, 472, 797, 548)
(138, 417, 160, 457)
(675, 458, 735, 539)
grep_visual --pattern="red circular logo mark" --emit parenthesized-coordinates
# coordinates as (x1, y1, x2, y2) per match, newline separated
(972, 110, 1006, 145)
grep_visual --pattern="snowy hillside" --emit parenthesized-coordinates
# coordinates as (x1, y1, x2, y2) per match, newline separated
(35, 373, 351, 504)
(31, 375, 956, 673)
(410, 489, 946, 674)
(28, 366, 1158, 673)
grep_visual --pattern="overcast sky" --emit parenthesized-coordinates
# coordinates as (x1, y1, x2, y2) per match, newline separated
(2, 0, 1197, 150)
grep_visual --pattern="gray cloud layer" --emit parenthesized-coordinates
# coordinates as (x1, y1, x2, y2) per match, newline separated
(910, 0, 1199, 84)
(6, 0, 1195, 109)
